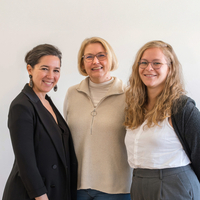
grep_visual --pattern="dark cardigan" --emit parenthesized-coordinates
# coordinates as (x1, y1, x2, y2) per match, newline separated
(171, 95, 200, 182)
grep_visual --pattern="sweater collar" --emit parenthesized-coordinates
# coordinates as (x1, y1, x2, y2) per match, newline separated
(76, 77, 125, 97)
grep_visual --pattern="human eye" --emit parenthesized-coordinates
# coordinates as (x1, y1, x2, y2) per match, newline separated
(41, 67, 48, 71)
(153, 62, 162, 66)
(97, 53, 107, 60)
(140, 61, 148, 65)
(85, 55, 94, 60)
(98, 53, 106, 58)
(54, 69, 60, 73)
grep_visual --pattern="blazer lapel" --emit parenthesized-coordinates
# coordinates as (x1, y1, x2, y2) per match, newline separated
(22, 84, 67, 167)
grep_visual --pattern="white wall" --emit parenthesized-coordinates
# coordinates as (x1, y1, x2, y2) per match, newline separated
(1, 0, 200, 197)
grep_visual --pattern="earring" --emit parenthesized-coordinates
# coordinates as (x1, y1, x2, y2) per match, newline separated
(54, 85, 58, 92)
(29, 75, 33, 88)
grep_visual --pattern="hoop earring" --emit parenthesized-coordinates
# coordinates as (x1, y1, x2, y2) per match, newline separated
(29, 75, 33, 88)
(54, 85, 58, 92)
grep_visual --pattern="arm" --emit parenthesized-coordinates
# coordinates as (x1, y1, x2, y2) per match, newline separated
(8, 101, 47, 198)
(63, 90, 69, 121)
(183, 102, 200, 181)
(35, 194, 49, 200)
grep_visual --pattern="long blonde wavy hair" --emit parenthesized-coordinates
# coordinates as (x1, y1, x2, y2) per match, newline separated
(124, 40, 185, 129)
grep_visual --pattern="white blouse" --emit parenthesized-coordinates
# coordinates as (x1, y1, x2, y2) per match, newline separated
(125, 118, 190, 169)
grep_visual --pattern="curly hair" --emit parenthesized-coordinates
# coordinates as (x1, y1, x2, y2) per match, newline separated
(124, 40, 185, 129)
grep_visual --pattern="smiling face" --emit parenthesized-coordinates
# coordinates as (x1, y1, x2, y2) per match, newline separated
(27, 55, 60, 99)
(139, 48, 169, 94)
(82, 43, 111, 83)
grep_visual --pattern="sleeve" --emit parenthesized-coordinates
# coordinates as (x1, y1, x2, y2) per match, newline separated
(63, 90, 69, 122)
(8, 102, 47, 198)
(184, 102, 200, 181)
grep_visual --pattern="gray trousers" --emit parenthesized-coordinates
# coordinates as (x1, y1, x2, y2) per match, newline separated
(130, 165, 200, 200)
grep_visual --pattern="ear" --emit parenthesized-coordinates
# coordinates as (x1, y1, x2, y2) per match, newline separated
(27, 64, 32, 75)
(81, 63, 85, 71)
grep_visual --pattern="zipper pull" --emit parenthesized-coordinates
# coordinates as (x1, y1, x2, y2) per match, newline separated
(91, 109, 97, 116)
(90, 109, 97, 135)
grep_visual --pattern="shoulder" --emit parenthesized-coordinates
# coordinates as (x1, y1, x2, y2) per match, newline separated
(172, 95, 195, 113)
(181, 96, 197, 115)
(110, 77, 127, 94)
(113, 76, 125, 85)
(67, 84, 80, 94)
(172, 95, 199, 125)
(9, 91, 35, 117)
(10, 91, 32, 108)
(68, 78, 88, 93)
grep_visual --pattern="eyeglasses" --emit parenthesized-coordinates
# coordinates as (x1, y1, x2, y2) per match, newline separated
(82, 52, 107, 63)
(138, 61, 167, 70)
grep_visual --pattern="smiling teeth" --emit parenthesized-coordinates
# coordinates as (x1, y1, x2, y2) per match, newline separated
(92, 67, 102, 70)
(145, 75, 155, 77)
(44, 81, 52, 85)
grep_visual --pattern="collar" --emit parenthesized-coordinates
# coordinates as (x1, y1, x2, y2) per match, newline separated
(76, 77, 125, 97)
(22, 83, 50, 103)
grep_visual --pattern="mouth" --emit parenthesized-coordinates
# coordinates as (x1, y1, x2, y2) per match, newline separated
(43, 80, 54, 85)
(92, 66, 103, 70)
(144, 74, 156, 77)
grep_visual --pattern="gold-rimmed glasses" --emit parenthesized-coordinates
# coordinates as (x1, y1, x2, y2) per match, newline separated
(82, 52, 107, 63)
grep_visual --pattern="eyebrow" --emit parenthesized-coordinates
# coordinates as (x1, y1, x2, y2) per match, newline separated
(140, 59, 162, 61)
(84, 52, 106, 55)
(40, 65, 60, 69)
(40, 65, 49, 68)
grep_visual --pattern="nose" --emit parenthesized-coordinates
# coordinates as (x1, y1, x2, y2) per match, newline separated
(92, 56, 100, 64)
(145, 62, 154, 71)
(47, 70, 54, 78)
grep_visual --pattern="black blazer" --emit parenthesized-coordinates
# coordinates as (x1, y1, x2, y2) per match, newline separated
(3, 84, 77, 200)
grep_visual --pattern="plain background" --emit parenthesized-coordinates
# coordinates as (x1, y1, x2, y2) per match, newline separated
(1, 0, 200, 198)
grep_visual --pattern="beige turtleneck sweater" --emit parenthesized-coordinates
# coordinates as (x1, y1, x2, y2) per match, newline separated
(63, 77, 132, 194)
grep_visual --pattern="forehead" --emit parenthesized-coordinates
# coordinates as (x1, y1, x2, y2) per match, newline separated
(141, 48, 166, 61)
(37, 55, 60, 67)
(84, 43, 105, 54)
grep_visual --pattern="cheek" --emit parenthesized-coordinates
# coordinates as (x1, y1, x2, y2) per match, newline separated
(162, 68, 170, 79)
(138, 69, 143, 79)
(56, 74, 60, 80)
(83, 63, 90, 71)
(102, 60, 110, 71)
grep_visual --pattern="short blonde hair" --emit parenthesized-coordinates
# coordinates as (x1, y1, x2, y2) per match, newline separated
(125, 40, 185, 129)
(77, 37, 118, 76)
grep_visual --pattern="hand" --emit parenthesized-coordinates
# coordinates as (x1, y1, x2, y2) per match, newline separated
(35, 194, 49, 200)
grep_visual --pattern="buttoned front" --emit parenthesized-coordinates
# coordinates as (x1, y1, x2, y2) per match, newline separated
(52, 165, 57, 169)
(125, 118, 190, 169)
(3, 84, 77, 200)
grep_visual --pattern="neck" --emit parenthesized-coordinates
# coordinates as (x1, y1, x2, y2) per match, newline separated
(146, 88, 162, 111)
(90, 75, 112, 84)
(32, 87, 47, 102)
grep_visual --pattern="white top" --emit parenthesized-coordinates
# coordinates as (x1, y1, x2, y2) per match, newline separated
(125, 118, 190, 169)
(89, 77, 114, 107)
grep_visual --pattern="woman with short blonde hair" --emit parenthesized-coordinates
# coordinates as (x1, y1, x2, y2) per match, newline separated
(77, 37, 118, 76)
(64, 37, 132, 200)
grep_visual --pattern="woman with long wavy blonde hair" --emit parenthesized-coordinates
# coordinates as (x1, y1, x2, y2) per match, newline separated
(124, 40, 200, 200)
